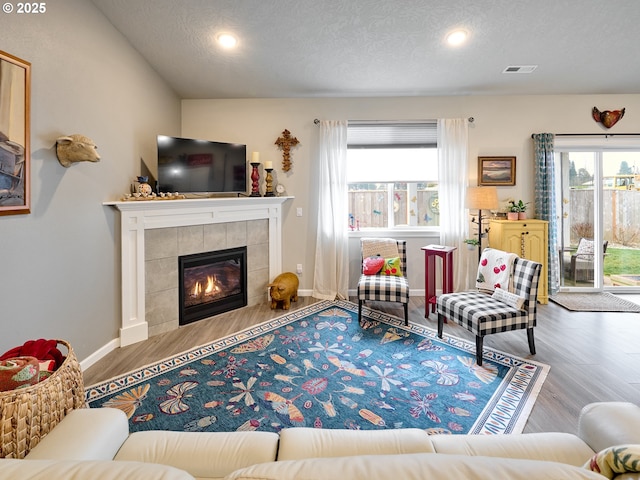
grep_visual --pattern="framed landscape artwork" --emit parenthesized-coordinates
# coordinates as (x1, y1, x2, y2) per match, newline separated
(478, 156, 516, 186)
(0, 50, 31, 215)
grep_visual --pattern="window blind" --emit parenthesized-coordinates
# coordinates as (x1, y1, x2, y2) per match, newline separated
(347, 121, 437, 148)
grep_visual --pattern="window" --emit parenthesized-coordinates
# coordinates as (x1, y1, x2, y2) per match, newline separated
(347, 122, 438, 230)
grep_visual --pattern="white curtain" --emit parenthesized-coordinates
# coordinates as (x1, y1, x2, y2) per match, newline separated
(437, 118, 472, 291)
(312, 120, 349, 300)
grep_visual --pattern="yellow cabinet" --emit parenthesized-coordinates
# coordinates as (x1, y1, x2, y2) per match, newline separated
(488, 219, 548, 304)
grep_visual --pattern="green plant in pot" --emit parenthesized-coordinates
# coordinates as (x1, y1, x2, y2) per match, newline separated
(508, 200, 528, 220)
(463, 238, 481, 250)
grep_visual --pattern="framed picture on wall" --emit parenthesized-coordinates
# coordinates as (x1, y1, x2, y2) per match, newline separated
(478, 156, 516, 186)
(0, 50, 31, 215)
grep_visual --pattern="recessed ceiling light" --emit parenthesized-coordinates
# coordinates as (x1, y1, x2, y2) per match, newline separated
(446, 30, 468, 46)
(217, 33, 238, 49)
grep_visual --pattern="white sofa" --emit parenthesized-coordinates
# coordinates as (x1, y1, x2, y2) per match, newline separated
(1, 402, 638, 479)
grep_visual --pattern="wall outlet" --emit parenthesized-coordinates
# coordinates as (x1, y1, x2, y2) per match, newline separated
(296, 264, 303, 274)
(296, 207, 303, 217)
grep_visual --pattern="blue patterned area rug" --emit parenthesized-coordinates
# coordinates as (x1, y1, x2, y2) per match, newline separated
(86, 300, 549, 435)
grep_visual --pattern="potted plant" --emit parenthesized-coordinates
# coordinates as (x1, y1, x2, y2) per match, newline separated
(508, 200, 528, 220)
(463, 238, 481, 250)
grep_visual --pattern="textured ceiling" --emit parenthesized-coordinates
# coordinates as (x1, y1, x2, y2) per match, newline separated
(91, 0, 640, 99)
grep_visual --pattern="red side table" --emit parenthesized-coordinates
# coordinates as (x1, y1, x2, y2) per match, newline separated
(422, 245, 457, 318)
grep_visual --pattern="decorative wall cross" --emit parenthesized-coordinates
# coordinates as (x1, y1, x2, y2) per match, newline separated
(275, 129, 300, 172)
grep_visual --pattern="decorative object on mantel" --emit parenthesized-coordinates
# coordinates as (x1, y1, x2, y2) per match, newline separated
(134, 176, 152, 195)
(120, 192, 186, 201)
(592, 106, 625, 129)
(249, 151, 262, 197)
(275, 129, 299, 172)
(275, 183, 286, 196)
(122, 177, 184, 201)
(264, 163, 275, 197)
(55, 134, 101, 167)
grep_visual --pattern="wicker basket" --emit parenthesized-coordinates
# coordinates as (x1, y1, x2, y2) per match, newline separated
(0, 340, 86, 458)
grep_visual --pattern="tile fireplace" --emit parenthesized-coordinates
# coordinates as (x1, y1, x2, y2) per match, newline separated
(105, 196, 292, 346)
(179, 246, 247, 325)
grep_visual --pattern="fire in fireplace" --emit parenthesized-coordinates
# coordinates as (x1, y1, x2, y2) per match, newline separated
(178, 246, 247, 325)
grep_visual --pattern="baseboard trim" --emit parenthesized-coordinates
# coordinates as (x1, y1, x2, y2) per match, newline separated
(80, 338, 119, 372)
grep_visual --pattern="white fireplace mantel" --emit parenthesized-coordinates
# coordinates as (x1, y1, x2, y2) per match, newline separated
(104, 196, 293, 346)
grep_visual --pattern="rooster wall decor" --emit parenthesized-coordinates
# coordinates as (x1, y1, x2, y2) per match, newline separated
(592, 107, 625, 129)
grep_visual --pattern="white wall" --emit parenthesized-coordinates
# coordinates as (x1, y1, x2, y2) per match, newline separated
(183, 95, 640, 294)
(0, 0, 180, 361)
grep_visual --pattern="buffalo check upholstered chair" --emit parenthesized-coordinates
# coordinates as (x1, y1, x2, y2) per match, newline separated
(436, 254, 541, 366)
(357, 238, 409, 326)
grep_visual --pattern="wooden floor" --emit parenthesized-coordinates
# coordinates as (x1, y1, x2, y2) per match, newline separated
(83, 296, 640, 434)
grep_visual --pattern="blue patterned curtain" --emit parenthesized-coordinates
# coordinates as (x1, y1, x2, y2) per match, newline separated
(533, 133, 559, 295)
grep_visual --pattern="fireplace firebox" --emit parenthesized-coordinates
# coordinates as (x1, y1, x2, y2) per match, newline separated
(178, 246, 247, 325)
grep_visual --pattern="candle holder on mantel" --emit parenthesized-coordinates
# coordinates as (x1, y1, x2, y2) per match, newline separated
(264, 168, 275, 197)
(249, 162, 262, 197)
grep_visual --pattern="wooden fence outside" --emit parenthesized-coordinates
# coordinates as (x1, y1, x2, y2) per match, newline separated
(569, 189, 640, 247)
(348, 188, 440, 228)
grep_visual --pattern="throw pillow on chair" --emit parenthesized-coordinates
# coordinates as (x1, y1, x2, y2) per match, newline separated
(381, 257, 402, 276)
(363, 256, 385, 275)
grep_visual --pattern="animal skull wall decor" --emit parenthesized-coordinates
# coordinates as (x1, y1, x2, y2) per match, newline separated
(56, 134, 101, 167)
(592, 107, 625, 129)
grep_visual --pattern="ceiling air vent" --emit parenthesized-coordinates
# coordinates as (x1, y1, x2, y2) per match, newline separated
(503, 65, 537, 74)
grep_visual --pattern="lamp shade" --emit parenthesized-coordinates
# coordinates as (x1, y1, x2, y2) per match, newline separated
(466, 186, 498, 210)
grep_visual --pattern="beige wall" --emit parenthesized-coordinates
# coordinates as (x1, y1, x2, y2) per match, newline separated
(182, 95, 640, 293)
(0, 0, 180, 361)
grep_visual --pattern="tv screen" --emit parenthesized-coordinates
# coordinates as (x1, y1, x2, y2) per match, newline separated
(156, 135, 247, 194)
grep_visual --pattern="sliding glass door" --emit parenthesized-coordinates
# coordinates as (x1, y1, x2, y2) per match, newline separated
(555, 143, 640, 292)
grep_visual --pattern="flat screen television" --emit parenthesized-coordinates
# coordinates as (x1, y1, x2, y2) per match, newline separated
(156, 135, 247, 195)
